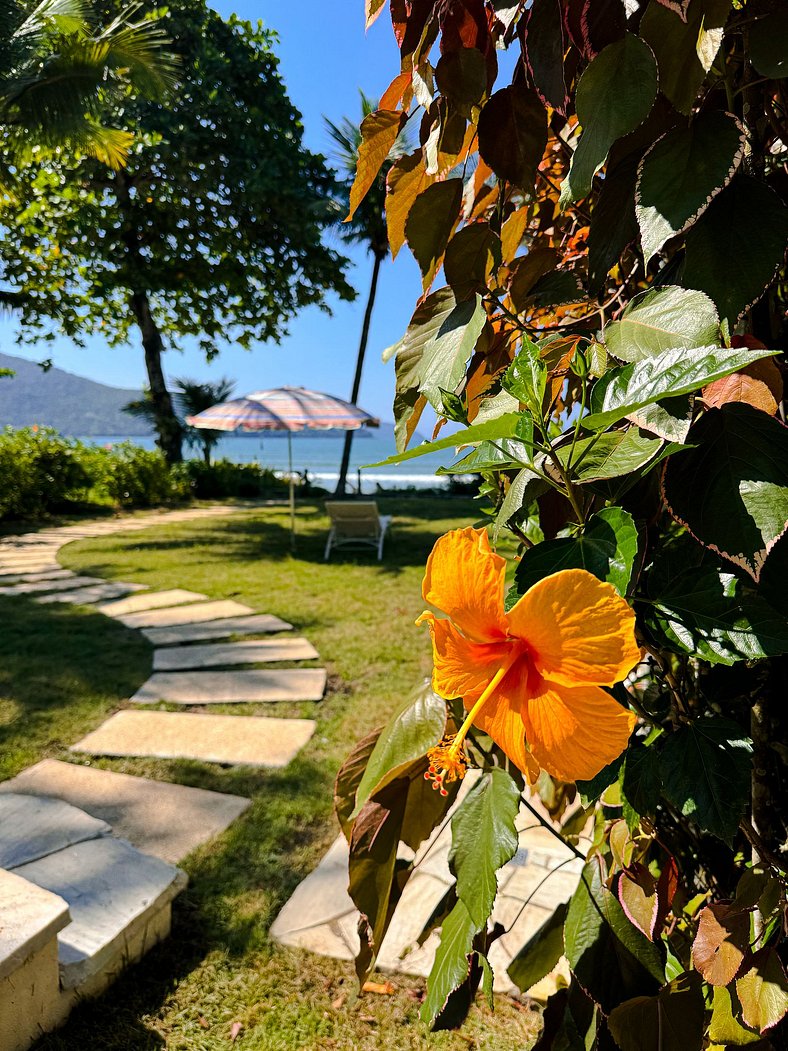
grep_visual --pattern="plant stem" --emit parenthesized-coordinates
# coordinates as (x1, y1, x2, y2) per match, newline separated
(519, 793, 587, 862)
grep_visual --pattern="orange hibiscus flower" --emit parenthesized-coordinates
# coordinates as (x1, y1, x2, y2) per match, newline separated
(417, 527, 639, 791)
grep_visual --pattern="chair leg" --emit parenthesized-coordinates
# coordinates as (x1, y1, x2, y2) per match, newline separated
(324, 530, 334, 561)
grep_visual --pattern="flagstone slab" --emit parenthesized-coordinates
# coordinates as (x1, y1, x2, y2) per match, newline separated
(0, 575, 107, 596)
(271, 782, 582, 996)
(13, 836, 187, 990)
(35, 582, 143, 606)
(0, 794, 111, 870)
(117, 599, 255, 629)
(0, 759, 251, 864)
(153, 638, 319, 670)
(130, 668, 327, 704)
(96, 588, 207, 617)
(72, 710, 316, 767)
(142, 613, 294, 646)
(0, 867, 70, 983)
(0, 568, 73, 585)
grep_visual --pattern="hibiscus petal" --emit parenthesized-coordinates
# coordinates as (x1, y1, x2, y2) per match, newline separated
(418, 611, 508, 701)
(507, 569, 640, 686)
(524, 678, 636, 782)
(422, 527, 508, 643)
(472, 670, 539, 783)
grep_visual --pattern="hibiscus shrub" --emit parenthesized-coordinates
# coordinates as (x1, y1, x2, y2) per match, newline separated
(337, 0, 788, 1046)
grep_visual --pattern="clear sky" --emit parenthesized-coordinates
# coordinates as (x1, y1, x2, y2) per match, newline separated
(0, 2, 422, 423)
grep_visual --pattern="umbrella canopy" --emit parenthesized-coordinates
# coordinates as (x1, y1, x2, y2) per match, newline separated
(186, 386, 380, 548)
(185, 386, 379, 432)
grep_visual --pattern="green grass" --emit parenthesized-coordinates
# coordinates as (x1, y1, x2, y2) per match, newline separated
(0, 497, 540, 1050)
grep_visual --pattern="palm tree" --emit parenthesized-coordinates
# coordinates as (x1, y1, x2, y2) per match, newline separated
(125, 376, 236, 465)
(0, 0, 176, 184)
(326, 92, 399, 497)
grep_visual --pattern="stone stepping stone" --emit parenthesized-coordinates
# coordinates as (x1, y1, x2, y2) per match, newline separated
(0, 794, 110, 869)
(96, 588, 207, 617)
(0, 866, 70, 987)
(130, 668, 327, 705)
(13, 837, 187, 990)
(0, 568, 74, 585)
(0, 575, 107, 596)
(116, 599, 255, 629)
(270, 777, 582, 996)
(72, 710, 316, 768)
(142, 613, 293, 646)
(0, 759, 250, 864)
(35, 582, 143, 606)
(153, 637, 319, 670)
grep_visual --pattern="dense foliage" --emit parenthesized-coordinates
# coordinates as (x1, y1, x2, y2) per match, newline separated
(0, 0, 354, 462)
(337, 0, 788, 1046)
(0, 427, 288, 517)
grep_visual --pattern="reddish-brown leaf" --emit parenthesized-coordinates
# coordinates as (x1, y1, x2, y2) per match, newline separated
(478, 84, 547, 190)
(438, 0, 490, 54)
(507, 247, 559, 311)
(500, 206, 529, 263)
(379, 71, 413, 111)
(443, 221, 501, 299)
(702, 357, 783, 416)
(692, 903, 751, 987)
(581, 0, 626, 59)
(652, 0, 691, 20)
(404, 179, 463, 291)
(618, 863, 659, 941)
(386, 151, 435, 258)
(391, 0, 436, 59)
(522, 0, 569, 114)
(465, 319, 517, 419)
(654, 854, 679, 937)
(346, 109, 405, 223)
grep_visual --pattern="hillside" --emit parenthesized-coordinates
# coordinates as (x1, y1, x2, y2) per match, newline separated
(0, 352, 150, 436)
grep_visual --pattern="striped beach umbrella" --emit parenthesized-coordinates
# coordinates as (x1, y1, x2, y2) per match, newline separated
(186, 386, 379, 542)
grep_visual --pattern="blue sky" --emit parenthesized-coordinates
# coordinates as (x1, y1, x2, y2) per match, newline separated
(0, 2, 422, 423)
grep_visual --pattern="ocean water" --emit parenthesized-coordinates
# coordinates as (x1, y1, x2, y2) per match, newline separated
(83, 429, 463, 494)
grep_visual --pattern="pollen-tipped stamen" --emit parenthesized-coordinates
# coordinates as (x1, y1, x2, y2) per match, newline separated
(424, 660, 514, 794)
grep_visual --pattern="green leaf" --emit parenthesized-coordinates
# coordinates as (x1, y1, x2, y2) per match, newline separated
(405, 179, 464, 292)
(662, 403, 788, 582)
(577, 754, 624, 806)
(478, 83, 548, 191)
(660, 716, 752, 844)
(450, 769, 520, 928)
(588, 142, 639, 293)
(736, 948, 788, 1034)
(626, 396, 695, 443)
(366, 412, 525, 467)
(709, 984, 761, 1045)
(636, 112, 746, 267)
(683, 175, 788, 324)
(749, 8, 788, 79)
(607, 972, 706, 1051)
(603, 286, 720, 364)
(508, 902, 569, 993)
(502, 336, 547, 417)
(564, 858, 664, 1012)
(524, 0, 569, 114)
(437, 437, 533, 473)
(389, 288, 488, 448)
(493, 466, 548, 542)
(583, 345, 777, 431)
(527, 268, 583, 308)
(560, 34, 658, 206)
(434, 47, 488, 115)
(563, 428, 668, 482)
(514, 507, 639, 597)
(640, 0, 732, 116)
(335, 729, 381, 839)
(352, 682, 447, 818)
(621, 744, 662, 826)
(421, 900, 477, 1024)
(477, 951, 495, 1010)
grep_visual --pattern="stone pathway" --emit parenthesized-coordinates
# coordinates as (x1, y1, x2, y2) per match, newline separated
(0, 505, 325, 1046)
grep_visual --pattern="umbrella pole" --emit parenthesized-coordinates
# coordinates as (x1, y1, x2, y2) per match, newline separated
(288, 431, 296, 549)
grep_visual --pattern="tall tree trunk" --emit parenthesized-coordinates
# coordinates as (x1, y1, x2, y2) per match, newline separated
(130, 288, 183, 464)
(335, 251, 383, 497)
(113, 172, 183, 464)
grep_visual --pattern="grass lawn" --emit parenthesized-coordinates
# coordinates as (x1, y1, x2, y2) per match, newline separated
(0, 496, 540, 1050)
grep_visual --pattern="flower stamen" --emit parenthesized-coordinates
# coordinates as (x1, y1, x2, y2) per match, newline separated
(424, 661, 514, 795)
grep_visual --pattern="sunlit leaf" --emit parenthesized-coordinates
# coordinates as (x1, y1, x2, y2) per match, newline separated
(346, 109, 404, 222)
(603, 286, 720, 364)
(692, 903, 751, 986)
(405, 179, 464, 291)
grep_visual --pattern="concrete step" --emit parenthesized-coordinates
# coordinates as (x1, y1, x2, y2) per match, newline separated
(96, 589, 207, 617)
(35, 582, 143, 606)
(0, 794, 110, 870)
(0, 575, 110, 596)
(13, 837, 187, 992)
(130, 668, 327, 705)
(0, 569, 74, 586)
(142, 613, 293, 646)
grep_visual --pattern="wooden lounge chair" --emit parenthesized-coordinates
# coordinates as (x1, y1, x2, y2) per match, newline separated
(324, 502, 392, 562)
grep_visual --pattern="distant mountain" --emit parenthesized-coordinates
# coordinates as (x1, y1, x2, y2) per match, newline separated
(0, 352, 151, 436)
